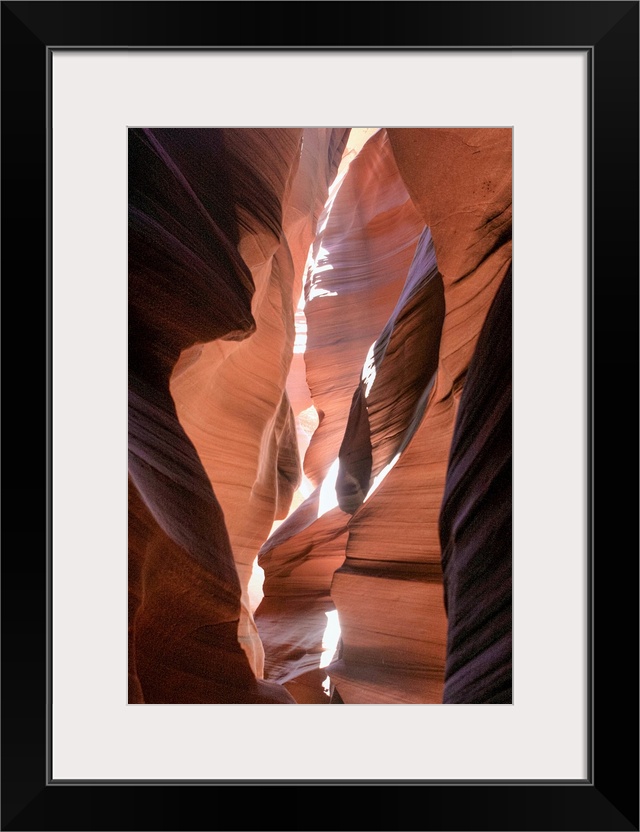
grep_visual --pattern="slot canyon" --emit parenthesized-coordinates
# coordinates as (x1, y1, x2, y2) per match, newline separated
(128, 126, 512, 705)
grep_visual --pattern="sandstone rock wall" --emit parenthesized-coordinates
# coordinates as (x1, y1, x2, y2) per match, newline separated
(263, 128, 512, 703)
(128, 126, 512, 705)
(129, 128, 347, 702)
(255, 130, 430, 699)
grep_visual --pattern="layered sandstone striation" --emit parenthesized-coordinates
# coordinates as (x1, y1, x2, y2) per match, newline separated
(129, 128, 347, 702)
(386, 128, 513, 703)
(128, 126, 512, 705)
(302, 128, 426, 485)
(327, 129, 512, 703)
(439, 268, 512, 703)
(255, 130, 429, 699)
(262, 128, 512, 704)
(327, 225, 449, 703)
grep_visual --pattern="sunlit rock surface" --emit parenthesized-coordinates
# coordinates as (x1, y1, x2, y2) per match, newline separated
(280, 128, 512, 704)
(336, 226, 445, 512)
(353, 127, 511, 702)
(128, 127, 346, 702)
(326, 226, 449, 703)
(302, 128, 425, 485)
(327, 129, 512, 703)
(170, 128, 348, 678)
(255, 131, 428, 698)
(129, 126, 512, 705)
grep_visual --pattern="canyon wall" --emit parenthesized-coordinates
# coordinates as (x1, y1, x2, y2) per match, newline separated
(129, 127, 347, 702)
(128, 127, 512, 705)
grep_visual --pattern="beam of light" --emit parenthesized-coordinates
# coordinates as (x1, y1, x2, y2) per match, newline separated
(247, 557, 265, 614)
(319, 609, 341, 669)
(318, 457, 341, 517)
(306, 284, 338, 301)
(307, 245, 338, 302)
(363, 451, 402, 504)
(293, 305, 308, 354)
(362, 340, 377, 398)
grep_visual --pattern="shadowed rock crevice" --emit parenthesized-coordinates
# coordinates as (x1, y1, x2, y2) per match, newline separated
(440, 268, 512, 704)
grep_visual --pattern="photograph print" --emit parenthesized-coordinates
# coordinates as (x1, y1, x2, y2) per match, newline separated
(128, 127, 512, 705)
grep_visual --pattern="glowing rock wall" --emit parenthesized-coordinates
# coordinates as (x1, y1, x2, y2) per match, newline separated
(129, 128, 347, 702)
(128, 126, 512, 705)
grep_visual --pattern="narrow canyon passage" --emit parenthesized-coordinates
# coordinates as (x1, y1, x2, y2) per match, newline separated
(128, 126, 512, 705)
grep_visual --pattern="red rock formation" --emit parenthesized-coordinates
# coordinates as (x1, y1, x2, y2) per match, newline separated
(129, 126, 512, 705)
(129, 128, 347, 702)
(389, 128, 512, 703)
(302, 128, 426, 485)
(336, 226, 444, 512)
(327, 226, 449, 703)
(326, 128, 512, 703)
(256, 130, 430, 699)
(439, 267, 512, 703)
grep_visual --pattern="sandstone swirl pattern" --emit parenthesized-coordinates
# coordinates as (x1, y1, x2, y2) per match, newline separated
(439, 268, 512, 703)
(129, 128, 347, 702)
(256, 130, 431, 699)
(128, 127, 512, 705)
(386, 128, 512, 704)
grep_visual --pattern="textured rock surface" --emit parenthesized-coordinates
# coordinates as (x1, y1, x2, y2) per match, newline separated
(302, 128, 425, 485)
(255, 131, 427, 697)
(326, 226, 449, 703)
(440, 268, 512, 703)
(129, 128, 346, 702)
(336, 226, 445, 513)
(129, 126, 512, 705)
(170, 128, 348, 677)
(326, 127, 513, 703)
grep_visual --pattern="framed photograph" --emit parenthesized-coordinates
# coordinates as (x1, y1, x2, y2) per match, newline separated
(3, 2, 637, 830)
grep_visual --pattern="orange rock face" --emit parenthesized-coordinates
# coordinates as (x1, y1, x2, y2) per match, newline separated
(129, 128, 347, 702)
(255, 130, 431, 698)
(128, 126, 512, 705)
(302, 129, 426, 485)
(327, 128, 512, 702)
(263, 128, 512, 703)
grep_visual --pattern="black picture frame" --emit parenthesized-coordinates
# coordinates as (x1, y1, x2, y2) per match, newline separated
(2, 2, 638, 830)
